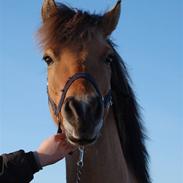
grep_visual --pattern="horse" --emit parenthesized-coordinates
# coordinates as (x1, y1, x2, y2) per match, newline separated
(38, 0, 151, 183)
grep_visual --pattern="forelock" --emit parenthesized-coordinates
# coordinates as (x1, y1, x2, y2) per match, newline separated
(38, 3, 103, 51)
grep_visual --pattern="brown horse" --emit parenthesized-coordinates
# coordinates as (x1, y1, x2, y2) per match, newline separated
(38, 0, 151, 183)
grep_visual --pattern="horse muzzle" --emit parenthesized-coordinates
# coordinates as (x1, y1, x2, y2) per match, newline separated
(62, 95, 104, 146)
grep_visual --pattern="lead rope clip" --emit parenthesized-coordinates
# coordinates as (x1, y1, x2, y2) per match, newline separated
(77, 147, 85, 167)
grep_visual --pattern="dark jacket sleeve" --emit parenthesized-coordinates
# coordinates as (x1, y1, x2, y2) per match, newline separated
(0, 150, 42, 183)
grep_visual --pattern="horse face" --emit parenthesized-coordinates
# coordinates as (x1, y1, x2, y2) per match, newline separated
(45, 36, 113, 146)
(39, 0, 121, 146)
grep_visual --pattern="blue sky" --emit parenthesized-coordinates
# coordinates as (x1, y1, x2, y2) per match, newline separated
(0, 0, 182, 183)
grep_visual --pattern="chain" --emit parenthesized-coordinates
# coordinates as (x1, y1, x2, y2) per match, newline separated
(76, 147, 85, 183)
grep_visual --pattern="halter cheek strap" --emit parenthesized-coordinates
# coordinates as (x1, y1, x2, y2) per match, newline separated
(47, 72, 113, 133)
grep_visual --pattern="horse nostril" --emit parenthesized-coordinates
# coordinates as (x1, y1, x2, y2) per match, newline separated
(90, 96, 103, 114)
(63, 97, 79, 121)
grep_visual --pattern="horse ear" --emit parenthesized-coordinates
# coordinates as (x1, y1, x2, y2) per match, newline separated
(102, 0, 121, 37)
(42, 0, 58, 22)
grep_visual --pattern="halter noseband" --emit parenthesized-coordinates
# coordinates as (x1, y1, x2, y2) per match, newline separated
(47, 72, 112, 132)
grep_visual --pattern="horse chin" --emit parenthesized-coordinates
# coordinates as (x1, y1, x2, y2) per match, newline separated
(62, 118, 102, 147)
(66, 135, 98, 147)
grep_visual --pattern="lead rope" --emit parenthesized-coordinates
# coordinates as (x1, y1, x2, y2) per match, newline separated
(76, 147, 85, 183)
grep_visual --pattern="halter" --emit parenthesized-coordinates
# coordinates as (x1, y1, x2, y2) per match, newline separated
(47, 72, 112, 183)
(47, 72, 112, 131)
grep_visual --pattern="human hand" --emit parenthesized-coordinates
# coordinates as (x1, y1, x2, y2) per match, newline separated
(36, 134, 76, 167)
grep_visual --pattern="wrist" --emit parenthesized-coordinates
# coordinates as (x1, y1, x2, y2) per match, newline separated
(33, 151, 43, 169)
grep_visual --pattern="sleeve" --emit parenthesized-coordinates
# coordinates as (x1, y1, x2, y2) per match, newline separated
(0, 150, 42, 183)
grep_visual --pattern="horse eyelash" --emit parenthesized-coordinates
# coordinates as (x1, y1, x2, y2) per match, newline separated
(42, 55, 54, 66)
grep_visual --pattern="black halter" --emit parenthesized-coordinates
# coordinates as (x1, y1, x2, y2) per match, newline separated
(47, 72, 112, 133)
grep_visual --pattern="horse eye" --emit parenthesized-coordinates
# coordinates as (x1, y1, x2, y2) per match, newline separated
(104, 55, 113, 65)
(43, 55, 54, 66)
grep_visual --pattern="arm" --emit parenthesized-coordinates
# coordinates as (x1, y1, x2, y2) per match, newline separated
(0, 134, 76, 183)
(0, 150, 40, 183)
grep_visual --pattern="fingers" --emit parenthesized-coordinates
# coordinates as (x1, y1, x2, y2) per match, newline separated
(53, 134, 78, 155)
(58, 139, 77, 155)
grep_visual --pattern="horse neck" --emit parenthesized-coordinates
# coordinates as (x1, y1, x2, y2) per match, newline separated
(65, 107, 137, 183)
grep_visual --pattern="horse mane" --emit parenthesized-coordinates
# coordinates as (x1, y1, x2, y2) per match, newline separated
(109, 41, 151, 183)
(38, 3, 102, 51)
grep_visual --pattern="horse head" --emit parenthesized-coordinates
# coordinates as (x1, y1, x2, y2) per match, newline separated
(38, 0, 121, 146)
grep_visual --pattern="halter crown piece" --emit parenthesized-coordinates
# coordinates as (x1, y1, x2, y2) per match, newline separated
(47, 72, 112, 183)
